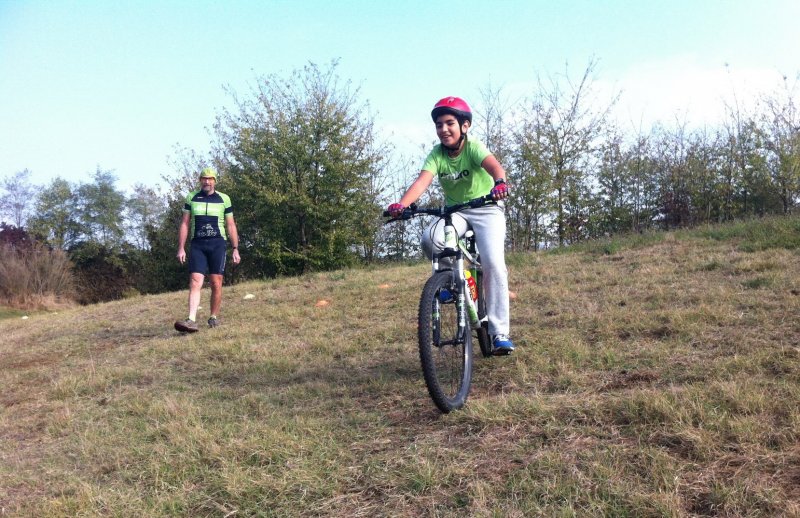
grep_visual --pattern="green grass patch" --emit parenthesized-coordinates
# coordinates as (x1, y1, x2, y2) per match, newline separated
(2, 215, 800, 515)
(0, 306, 31, 320)
(696, 215, 800, 252)
(546, 230, 666, 257)
(742, 276, 775, 289)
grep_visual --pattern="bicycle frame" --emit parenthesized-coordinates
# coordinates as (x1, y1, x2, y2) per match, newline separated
(384, 194, 496, 412)
(386, 194, 493, 339)
(432, 211, 471, 342)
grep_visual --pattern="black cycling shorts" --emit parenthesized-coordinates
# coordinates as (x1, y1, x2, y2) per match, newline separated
(188, 239, 227, 275)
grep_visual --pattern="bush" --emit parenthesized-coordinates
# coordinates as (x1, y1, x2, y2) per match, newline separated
(0, 242, 75, 309)
(69, 242, 136, 304)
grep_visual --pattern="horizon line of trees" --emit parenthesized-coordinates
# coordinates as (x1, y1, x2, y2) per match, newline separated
(2, 60, 799, 304)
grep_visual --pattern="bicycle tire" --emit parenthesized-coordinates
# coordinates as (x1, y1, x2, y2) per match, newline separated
(475, 269, 492, 358)
(418, 271, 473, 413)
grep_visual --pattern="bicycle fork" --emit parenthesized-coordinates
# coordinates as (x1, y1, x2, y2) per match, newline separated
(432, 218, 473, 344)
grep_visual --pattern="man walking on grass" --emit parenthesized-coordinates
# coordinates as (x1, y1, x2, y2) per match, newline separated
(174, 167, 240, 333)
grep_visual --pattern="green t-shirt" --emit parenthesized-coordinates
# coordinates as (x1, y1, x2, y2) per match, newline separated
(183, 190, 233, 241)
(422, 138, 494, 205)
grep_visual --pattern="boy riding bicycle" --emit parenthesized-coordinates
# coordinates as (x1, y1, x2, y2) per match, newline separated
(388, 96, 514, 355)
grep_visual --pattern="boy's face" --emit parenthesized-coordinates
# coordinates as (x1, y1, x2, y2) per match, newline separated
(435, 114, 468, 147)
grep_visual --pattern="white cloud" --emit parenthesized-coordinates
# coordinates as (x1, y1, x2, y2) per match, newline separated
(608, 56, 789, 131)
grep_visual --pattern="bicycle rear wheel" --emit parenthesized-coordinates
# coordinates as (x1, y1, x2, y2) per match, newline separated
(475, 269, 492, 358)
(418, 271, 473, 413)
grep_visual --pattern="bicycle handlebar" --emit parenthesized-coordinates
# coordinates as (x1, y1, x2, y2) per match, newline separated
(383, 194, 495, 222)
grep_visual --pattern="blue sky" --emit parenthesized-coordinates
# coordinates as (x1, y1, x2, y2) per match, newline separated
(1, 0, 798, 191)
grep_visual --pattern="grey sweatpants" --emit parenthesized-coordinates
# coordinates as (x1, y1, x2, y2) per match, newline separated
(421, 202, 510, 337)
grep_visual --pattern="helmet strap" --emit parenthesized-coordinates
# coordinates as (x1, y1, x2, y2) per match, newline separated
(441, 124, 467, 153)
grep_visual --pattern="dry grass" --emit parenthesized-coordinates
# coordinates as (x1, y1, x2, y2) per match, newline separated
(1, 217, 799, 516)
(0, 243, 75, 310)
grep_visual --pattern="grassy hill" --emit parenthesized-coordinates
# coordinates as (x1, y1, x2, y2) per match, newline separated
(1, 217, 799, 516)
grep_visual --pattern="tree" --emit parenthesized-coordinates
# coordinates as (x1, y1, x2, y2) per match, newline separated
(510, 103, 553, 250)
(130, 197, 188, 295)
(651, 121, 694, 229)
(0, 222, 33, 249)
(76, 167, 126, 247)
(126, 183, 168, 250)
(719, 95, 772, 219)
(623, 132, 661, 232)
(378, 154, 433, 261)
(27, 177, 81, 250)
(594, 129, 631, 235)
(133, 148, 213, 295)
(475, 83, 529, 248)
(513, 60, 618, 246)
(760, 76, 800, 214)
(213, 61, 388, 277)
(684, 127, 722, 224)
(0, 169, 38, 228)
(475, 82, 514, 167)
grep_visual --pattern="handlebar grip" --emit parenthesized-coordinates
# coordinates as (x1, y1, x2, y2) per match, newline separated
(383, 209, 411, 221)
(384, 203, 419, 220)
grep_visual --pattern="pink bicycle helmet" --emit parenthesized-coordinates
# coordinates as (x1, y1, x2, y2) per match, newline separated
(431, 96, 473, 123)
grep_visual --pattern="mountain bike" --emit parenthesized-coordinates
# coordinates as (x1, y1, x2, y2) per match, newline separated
(384, 195, 494, 413)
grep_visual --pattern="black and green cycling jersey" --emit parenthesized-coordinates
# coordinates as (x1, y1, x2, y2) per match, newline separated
(183, 190, 233, 241)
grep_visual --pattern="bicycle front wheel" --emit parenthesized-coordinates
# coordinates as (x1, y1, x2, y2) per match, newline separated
(418, 271, 473, 413)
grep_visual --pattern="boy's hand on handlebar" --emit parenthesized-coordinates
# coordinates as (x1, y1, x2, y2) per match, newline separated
(491, 179, 509, 201)
(387, 203, 405, 218)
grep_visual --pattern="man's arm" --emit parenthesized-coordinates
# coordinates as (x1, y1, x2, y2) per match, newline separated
(226, 215, 241, 265)
(177, 212, 190, 264)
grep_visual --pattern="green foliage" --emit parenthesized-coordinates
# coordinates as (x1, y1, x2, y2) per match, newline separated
(27, 177, 82, 250)
(28, 170, 128, 252)
(134, 201, 191, 294)
(509, 60, 615, 248)
(492, 67, 800, 251)
(9, 63, 798, 296)
(24, 172, 178, 301)
(125, 183, 168, 250)
(215, 61, 388, 277)
(76, 168, 127, 247)
(69, 242, 133, 304)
